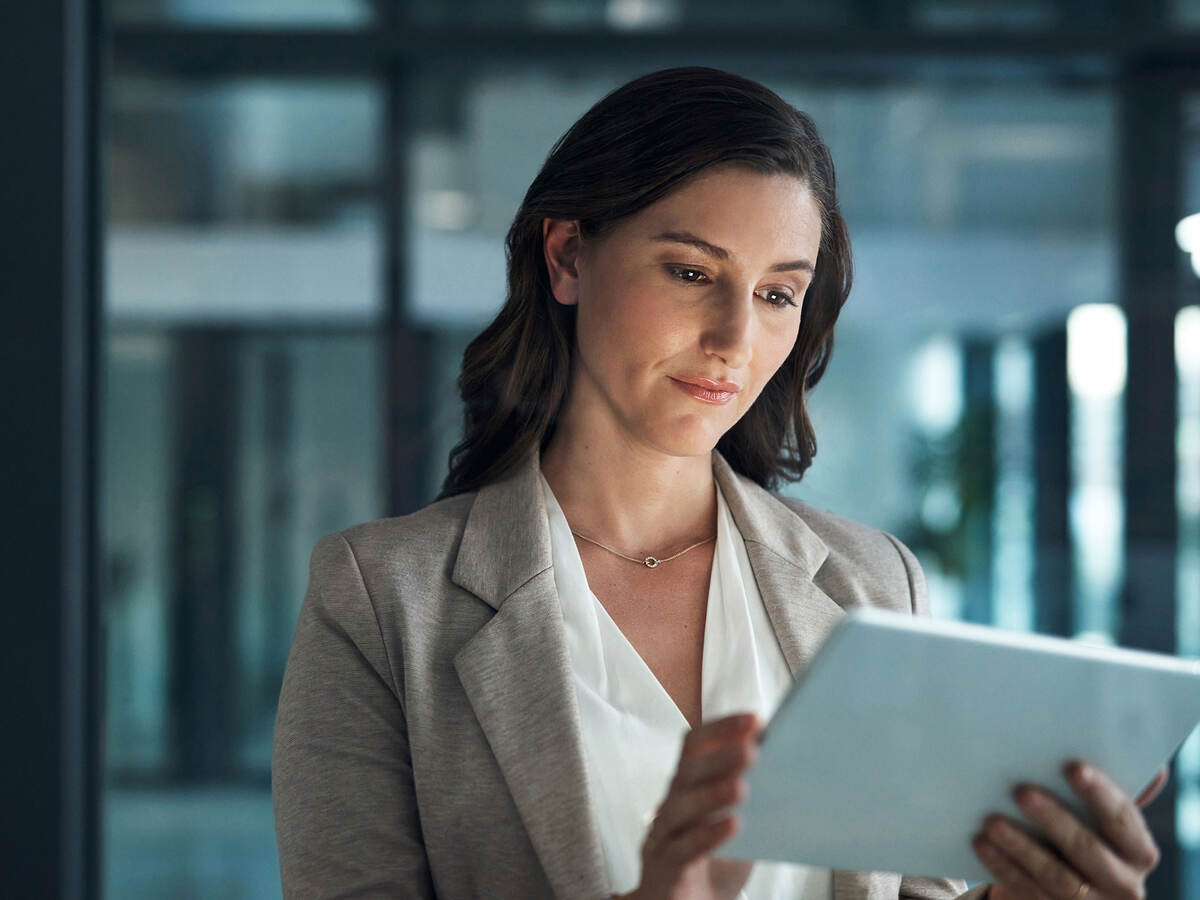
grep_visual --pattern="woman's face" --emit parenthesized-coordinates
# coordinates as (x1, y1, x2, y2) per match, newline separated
(547, 165, 823, 461)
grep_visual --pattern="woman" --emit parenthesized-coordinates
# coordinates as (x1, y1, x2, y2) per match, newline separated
(273, 67, 1167, 900)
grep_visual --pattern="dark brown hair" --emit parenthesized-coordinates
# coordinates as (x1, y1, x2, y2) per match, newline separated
(439, 66, 853, 498)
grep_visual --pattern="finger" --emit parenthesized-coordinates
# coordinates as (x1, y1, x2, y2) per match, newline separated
(645, 720, 757, 857)
(981, 815, 1087, 899)
(658, 812, 740, 868)
(1135, 766, 1169, 809)
(1015, 784, 1149, 898)
(680, 713, 759, 759)
(673, 736, 757, 791)
(651, 774, 748, 846)
(709, 858, 755, 897)
(1064, 762, 1162, 871)
(972, 836, 1057, 900)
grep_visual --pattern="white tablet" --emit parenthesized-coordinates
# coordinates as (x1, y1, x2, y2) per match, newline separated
(718, 606, 1200, 882)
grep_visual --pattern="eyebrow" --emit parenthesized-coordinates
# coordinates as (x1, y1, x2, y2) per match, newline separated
(650, 230, 814, 273)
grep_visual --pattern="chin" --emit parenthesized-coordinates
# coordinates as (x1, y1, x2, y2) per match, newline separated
(646, 421, 729, 460)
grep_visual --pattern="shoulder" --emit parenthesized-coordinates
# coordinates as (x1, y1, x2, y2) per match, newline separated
(309, 491, 478, 592)
(774, 493, 909, 566)
(302, 491, 488, 690)
(773, 492, 926, 616)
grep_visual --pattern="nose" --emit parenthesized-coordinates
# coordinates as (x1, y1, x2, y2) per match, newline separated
(700, 285, 754, 370)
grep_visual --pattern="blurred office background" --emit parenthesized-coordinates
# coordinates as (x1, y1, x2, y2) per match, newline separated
(8, 0, 1200, 897)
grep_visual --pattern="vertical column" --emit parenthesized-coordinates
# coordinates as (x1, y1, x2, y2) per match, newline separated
(1117, 65, 1183, 898)
(0, 1, 103, 897)
(262, 346, 296, 692)
(169, 331, 240, 780)
(1032, 328, 1072, 638)
(961, 339, 996, 625)
(384, 64, 436, 515)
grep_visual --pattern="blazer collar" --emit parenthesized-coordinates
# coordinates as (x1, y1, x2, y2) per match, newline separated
(450, 447, 852, 897)
(451, 448, 606, 897)
(709, 450, 843, 677)
(450, 446, 553, 612)
(710, 450, 828, 577)
(451, 447, 832, 608)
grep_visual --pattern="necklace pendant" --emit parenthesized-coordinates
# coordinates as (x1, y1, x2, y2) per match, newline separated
(644, 556, 659, 569)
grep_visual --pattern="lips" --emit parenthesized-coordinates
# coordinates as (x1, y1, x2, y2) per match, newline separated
(672, 376, 741, 393)
(668, 375, 741, 404)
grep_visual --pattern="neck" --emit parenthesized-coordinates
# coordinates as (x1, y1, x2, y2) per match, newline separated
(539, 420, 717, 559)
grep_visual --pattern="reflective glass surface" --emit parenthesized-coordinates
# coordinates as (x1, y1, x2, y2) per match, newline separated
(109, 77, 383, 323)
(103, 75, 386, 898)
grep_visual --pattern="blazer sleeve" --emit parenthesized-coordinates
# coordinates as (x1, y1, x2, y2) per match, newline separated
(886, 533, 992, 900)
(272, 532, 436, 899)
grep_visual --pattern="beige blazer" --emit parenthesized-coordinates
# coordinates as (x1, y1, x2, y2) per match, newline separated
(273, 449, 990, 900)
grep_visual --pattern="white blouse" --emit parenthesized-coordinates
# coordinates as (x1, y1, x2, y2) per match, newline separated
(541, 474, 833, 899)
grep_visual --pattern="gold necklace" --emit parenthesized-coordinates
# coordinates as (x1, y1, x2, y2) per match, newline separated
(569, 529, 716, 569)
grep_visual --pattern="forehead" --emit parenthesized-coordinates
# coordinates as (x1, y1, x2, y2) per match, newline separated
(623, 166, 822, 254)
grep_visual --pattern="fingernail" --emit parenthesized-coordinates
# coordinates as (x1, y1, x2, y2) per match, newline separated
(1014, 786, 1043, 809)
(1074, 763, 1093, 786)
(990, 821, 1017, 847)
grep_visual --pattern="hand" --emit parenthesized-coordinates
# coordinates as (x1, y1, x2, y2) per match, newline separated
(973, 762, 1168, 899)
(625, 712, 760, 900)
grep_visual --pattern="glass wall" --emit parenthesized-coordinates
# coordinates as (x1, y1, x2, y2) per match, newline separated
(102, 76, 385, 898)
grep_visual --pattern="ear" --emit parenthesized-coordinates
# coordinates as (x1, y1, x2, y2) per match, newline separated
(542, 217, 582, 307)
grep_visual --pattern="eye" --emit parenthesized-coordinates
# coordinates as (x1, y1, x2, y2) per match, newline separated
(666, 265, 710, 284)
(757, 287, 798, 309)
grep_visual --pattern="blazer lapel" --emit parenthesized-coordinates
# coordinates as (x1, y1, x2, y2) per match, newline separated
(713, 452, 881, 900)
(451, 450, 609, 899)
(711, 451, 844, 677)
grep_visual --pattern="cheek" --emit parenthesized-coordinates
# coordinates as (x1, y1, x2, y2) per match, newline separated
(581, 284, 686, 370)
(757, 320, 801, 381)
(740, 322, 800, 409)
